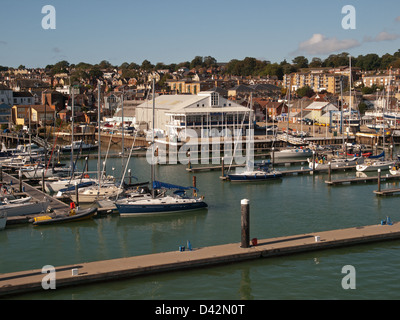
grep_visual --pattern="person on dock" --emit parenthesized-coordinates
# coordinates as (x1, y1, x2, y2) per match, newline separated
(69, 202, 76, 216)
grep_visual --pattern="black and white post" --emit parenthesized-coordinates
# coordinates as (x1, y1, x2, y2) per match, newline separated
(241, 199, 250, 248)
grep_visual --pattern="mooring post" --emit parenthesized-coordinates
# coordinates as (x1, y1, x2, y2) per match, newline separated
(272, 147, 275, 169)
(192, 175, 196, 188)
(241, 199, 250, 248)
(328, 162, 331, 182)
(221, 157, 225, 177)
(128, 169, 132, 185)
(378, 169, 381, 192)
(75, 181, 79, 207)
(42, 169, 45, 192)
(19, 170, 22, 192)
(390, 145, 393, 160)
(312, 151, 315, 174)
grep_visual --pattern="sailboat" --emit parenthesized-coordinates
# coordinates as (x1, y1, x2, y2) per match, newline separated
(228, 161, 282, 181)
(115, 79, 208, 217)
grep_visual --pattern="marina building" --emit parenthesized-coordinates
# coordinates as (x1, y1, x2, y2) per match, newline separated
(135, 91, 252, 139)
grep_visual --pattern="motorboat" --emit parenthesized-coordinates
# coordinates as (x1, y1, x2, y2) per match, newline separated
(61, 140, 98, 153)
(273, 147, 313, 159)
(356, 160, 396, 172)
(389, 164, 400, 176)
(32, 207, 97, 226)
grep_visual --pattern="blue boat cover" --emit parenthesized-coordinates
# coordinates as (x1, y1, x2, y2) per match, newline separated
(368, 151, 385, 159)
(153, 180, 198, 191)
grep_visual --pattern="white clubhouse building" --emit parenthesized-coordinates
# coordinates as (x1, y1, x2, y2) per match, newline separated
(135, 91, 252, 139)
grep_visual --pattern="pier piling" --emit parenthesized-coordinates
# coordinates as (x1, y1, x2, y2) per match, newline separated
(378, 169, 381, 192)
(241, 199, 250, 248)
(18, 170, 22, 192)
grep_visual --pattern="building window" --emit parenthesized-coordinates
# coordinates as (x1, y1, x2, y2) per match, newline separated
(211, 92, 219, 106)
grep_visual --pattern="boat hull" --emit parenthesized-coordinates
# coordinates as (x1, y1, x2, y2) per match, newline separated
(228, 172, 283, 181)
(356, 161, 395, 172)
(0, 201, 49, 217)
(274, 150, 313, 159)
(116, 200, 208, 217)
(32, 208, 97, 226)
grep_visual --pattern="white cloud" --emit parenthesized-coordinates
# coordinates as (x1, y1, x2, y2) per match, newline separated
(363, 31, 400, 43)
(293, 33, 360, 55)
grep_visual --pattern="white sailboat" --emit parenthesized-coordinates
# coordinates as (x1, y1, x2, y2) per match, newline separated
(356, 159, 395, 172)
(308, 156, 363, 170)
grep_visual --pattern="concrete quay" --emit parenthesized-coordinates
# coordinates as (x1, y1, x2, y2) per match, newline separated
(1, 222, 400, 297)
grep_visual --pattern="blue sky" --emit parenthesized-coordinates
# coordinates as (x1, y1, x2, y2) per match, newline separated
(1, 0, 400, 68)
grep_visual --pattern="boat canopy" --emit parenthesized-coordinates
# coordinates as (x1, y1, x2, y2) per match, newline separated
(369, 151, 385, 159)
(153, 180, 198, 191)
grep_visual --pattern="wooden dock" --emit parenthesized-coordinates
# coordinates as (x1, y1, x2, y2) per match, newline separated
(373, 188, 400, 196)
(1, 222, 400, 297)
(325, 173, 400, 186)
(1, 172, 70, 225)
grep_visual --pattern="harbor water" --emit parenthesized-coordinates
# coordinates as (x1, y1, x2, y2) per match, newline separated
(2, 147, 400, 300)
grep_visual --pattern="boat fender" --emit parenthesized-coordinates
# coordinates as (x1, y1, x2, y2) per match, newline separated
(33, 216, 52, 222)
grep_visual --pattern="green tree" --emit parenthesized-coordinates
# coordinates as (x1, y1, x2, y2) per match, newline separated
(292, 56, 309, 70)
(309, 57, 323, 68)
(141, 59, 154, 71)
(296, 86, 314, 98)
(52, 60, 70, 74)
(190, 56, 203, 69)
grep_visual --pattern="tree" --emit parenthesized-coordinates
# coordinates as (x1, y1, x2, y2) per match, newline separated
(261, 63, 283, 79)
(98, 60, 113, 70)
(292, 56, 309, 70)
(141, 59, 154, 71)
(190, 56, 203, 69)
(309, 57, 323, 68)
(296, 86, 315, 98)
(203, 56, 217, 68)
(51, 60, 70, 74)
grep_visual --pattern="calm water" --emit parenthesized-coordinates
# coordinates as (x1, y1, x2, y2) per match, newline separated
(2, 148, 400, 300)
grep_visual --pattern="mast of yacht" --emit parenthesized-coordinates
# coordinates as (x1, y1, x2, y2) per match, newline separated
(97, 81, 101, 194)
(71, 87, 74, 174)
(151, 78, 155, 199)
(348, 55, 352, 134)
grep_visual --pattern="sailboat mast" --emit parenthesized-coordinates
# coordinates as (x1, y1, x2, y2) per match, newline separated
(71, 87, 74, 173)
(349, 55, 352, 133)
(151, 79, 155, 198)
(121, 88, 124, 158)
(97, 81, 101, 192)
